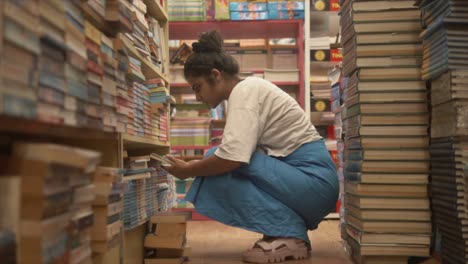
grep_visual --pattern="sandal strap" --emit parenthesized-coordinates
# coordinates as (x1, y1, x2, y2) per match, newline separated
(254, 238, 301, 252)
(270, 239, 299, 251)
(255, 241, 274, 251)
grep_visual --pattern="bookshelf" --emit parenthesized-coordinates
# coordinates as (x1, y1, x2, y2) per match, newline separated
(121, 36, 169, 83)
(144, 0, 169, 22)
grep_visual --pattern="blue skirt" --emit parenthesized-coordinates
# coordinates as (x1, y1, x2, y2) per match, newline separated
(185, 139, 339, 243)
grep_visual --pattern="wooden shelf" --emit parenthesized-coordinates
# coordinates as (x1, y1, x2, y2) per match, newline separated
(144, 0, 168, 22)
(0, 115, 117, 140)
(121, 133, 170, 150)
(81, 2, 119, 37)
(122, 37, 169, 83)
(169, 20, 303, 40)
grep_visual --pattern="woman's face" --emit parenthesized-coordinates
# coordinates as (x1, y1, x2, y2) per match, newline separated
(186, 74, 223, 108)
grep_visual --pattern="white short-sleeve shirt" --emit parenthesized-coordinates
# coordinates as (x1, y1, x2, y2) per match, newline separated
(214, 77, 322, 163)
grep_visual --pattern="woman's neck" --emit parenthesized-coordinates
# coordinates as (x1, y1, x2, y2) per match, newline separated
(223, 76, 242, 100)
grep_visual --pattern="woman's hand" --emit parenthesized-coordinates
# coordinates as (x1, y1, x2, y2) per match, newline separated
(161, 155, 194, 180)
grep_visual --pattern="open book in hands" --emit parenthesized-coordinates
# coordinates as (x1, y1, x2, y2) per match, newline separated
(150, 153, 175, 167)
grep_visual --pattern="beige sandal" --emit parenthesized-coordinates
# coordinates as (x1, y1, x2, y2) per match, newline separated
(242, 238, 309, 263)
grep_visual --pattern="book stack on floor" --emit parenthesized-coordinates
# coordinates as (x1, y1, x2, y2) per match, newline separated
(92, 167, 124, 258)
(0, 1, 40, 119)
(9, 143, 100, 263)
(416, 0, 468, 262)
(144, 211, 192, 264)
(340, 1, 431, 263)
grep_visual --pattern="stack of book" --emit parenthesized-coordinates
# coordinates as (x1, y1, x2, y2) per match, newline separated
(0, 1, 40, 119)
(65, 1, 89, 127)
(115, 37, 131, 133)
(147, 78, 170, 142)
(129, 81, 151, 137)
(69, 166, 96, 264)
(85, 20, 105, 130)
(100, 34, 119, 132)
(126, 0, 152, 62)
(144, 211, 192, 264)
(340, 1, 431, 262)
(147, 17, 167, 72)
(37, 0, 68, 124)
(92, 167, 124, 257)
(149, 157, 171, 212)
(416, 0, 468, 262)
(124, 155, 152, 229)
(10, 143, 100, 264)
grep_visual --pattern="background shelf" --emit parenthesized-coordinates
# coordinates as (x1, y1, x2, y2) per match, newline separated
(169, 20, 303, 40)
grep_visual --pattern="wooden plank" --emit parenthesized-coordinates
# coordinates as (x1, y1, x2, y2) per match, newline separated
(124, 224, 146, 264)
(144, 0, 168, 22)
(0, 115, 117, 140)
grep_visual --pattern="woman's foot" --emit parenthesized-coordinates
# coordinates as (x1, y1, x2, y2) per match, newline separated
(242, 237, 309, 263)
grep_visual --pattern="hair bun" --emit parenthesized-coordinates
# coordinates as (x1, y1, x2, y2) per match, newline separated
(192, 31, 224, 54)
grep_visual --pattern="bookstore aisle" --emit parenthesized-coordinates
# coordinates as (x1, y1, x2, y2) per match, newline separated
(0, 0, 466, 264)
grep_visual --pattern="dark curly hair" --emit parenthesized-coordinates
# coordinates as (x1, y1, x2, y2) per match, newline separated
(184, 30, 239, 84)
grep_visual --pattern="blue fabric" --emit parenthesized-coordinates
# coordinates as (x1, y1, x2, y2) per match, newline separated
(185, 139, 339, 243)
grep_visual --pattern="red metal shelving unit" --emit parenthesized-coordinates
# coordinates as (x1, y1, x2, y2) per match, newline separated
(169, 20, 305, 108)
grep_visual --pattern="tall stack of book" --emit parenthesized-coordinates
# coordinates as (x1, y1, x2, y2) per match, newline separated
(127, 0, 152, 61)
(123, 155, 154, 229)
(100, 34, 119, 132)
(65, 1, 89, 127)
(340, 1, 431, 262)
(144, 212, 192, 264)
(147, 79, 170, 142)
(91, 167, 124, 258)
(416, 0, 468, 262)
(85, 20, 105, 130)
(10, 143, 100, 264)
(115, 36, 131, 133)
(69, 166, 96, 264)
(128, 81, 150, 137)
(37, 0, 67, 124)
(149, 156, 171, 212)
(147, 17, 166, 72)
(126, 56, 146, 135)
(1, 1, 40, 119)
